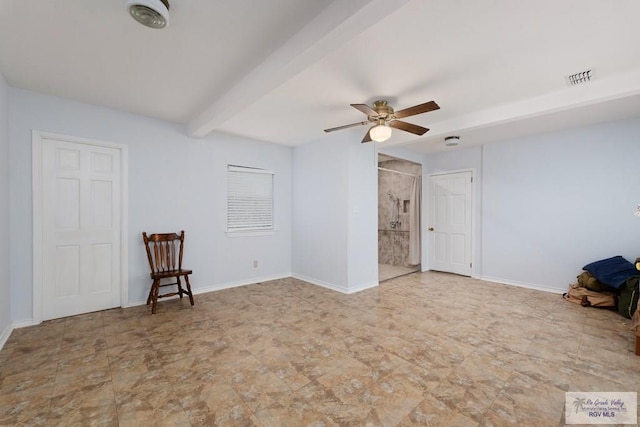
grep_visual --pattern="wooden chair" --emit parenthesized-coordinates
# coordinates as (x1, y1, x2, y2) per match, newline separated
(142, 230, 194, 314)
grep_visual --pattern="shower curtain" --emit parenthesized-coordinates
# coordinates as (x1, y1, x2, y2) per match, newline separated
(408, 176, 421, 265)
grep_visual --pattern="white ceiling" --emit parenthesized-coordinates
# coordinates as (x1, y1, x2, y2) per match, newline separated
(1, 0, 639, 153)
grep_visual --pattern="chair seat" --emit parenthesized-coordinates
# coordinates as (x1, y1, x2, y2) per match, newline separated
(150, 269, 193, 279)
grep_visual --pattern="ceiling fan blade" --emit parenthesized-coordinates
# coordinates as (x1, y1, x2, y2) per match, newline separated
(361, 127, 373, 143)
(324, 121, 370, 133)
(389, 120, 429, 135)
(351, 103, 378, 117)
(393, 101, 440, 119)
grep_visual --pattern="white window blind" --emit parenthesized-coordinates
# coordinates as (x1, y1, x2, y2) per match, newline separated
(227, 165, 274, 232)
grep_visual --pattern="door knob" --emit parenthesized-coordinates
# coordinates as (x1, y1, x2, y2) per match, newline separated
(428, 227, 434, 231)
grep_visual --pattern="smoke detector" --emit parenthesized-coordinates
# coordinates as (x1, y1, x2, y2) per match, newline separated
(127, 0, 170, 29)
(444, 136, 460, 147)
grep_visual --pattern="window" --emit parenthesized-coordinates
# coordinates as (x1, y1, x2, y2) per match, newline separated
(227, 165, 274, 234)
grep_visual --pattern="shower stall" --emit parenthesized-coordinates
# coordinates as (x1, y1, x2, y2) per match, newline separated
(378, 154, 422, 281)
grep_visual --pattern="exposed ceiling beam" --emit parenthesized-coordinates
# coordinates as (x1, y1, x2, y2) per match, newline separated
(188, 0, 410, 138)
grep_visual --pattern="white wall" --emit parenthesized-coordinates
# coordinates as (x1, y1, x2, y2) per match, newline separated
(8, 88, 292, 323)
(291, 135, 380, 293)
(422, 119, 640, 293)
(0, 72, 11, 342)
(291, 137, 349, 291)
(346, 139, 378, 291)
(481, 118, 640, 292)
(7, 86, 638, 326)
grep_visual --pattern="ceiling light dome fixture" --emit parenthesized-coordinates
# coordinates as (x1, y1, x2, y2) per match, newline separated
(444, 136, 460, 147)
(370, 120, 392, 142)
(127, 0, 170, 29)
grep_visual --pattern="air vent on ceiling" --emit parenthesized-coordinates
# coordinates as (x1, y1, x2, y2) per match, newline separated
(565, 69, 595, 87)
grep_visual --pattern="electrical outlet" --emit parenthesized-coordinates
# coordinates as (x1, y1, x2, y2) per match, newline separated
(253, 260, 258, 268)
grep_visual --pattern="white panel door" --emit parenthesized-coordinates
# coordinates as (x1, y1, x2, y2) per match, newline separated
(428, 171, 472, 276)
(42, 139, 121, 320)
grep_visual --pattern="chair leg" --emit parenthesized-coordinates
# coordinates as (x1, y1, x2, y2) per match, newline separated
(151, 279, 161, 314)
(176, 276, 184, 299)
(184, 275, 195, 306)
(146, 281, 154, 306)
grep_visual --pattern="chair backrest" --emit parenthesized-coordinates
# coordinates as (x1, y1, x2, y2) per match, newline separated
(142, 230, 185, 274)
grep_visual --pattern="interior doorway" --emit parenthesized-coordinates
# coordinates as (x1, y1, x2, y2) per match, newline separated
(427, 171, 473, 276)
(33, 131, 128, 323)
(378, 154, 422, 281)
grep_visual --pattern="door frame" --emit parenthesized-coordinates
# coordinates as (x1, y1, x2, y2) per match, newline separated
(426, 168, 476, 276)
(32, 131, 129, 324)
(376, 151, 424, 275)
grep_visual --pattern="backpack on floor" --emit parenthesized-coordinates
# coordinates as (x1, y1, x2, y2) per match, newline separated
(576, 271, 608, 292)
(563, 284, 617, 309)
(618, 276, 639, 319)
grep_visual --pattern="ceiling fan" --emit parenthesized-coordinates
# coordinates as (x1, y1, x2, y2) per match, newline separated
(324, 100, 440, 143)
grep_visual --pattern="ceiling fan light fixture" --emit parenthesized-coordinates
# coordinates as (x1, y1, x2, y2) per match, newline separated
(127, 0, 170, 29)
(370, 123, 392, 142)
(324, 100, 439, 143)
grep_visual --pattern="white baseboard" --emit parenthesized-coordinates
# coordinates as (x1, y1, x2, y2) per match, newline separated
(13, 319, 38, 328)
(194, 272, 293, 294)
(347, 280, 379, 294)
(126, 272, 562, 311)
(0, 323, 13, 351)
(480, 275, 565, 294)
(17, 272, 378, 321)
(125, 272, 293, 307)
(291, 274, 378, 294)
(6, 274, 562, 339)
(292, 274, 349, 294)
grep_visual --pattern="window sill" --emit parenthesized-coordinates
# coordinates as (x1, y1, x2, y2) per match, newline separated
(226, 229, 277, 238)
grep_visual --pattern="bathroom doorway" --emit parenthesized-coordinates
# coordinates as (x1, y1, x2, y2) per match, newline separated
(378, 154, 422, 281)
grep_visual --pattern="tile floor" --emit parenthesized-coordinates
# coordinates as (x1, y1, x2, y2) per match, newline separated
(378, 264, 419, 282)
(1, 272, 639, 426)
